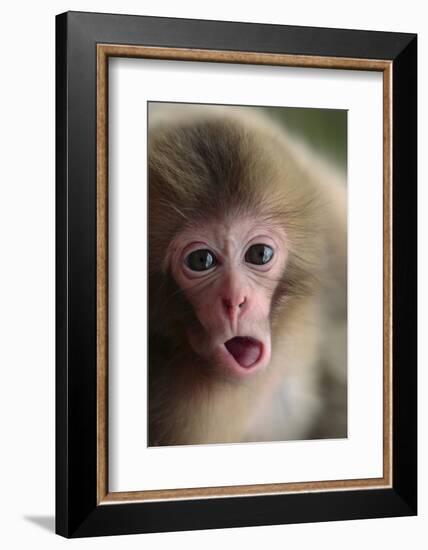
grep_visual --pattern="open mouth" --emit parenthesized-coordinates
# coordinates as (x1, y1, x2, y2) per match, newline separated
(224, 337, 263, 368)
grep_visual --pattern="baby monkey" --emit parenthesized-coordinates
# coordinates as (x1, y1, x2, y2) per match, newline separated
(148, 104, 347, 446)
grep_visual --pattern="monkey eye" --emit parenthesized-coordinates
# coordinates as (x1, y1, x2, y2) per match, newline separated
(185, 249, 217, 271)
(245, 244, 274, 265)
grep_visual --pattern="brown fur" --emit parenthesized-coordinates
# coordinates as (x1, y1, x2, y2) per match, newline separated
(148, 104, 347, 446)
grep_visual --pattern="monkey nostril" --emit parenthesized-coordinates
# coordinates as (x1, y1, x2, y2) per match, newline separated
(222, 299, 232, 310)
(223, 297, 246, 312)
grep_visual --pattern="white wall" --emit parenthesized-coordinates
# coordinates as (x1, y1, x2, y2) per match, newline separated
(0, 1, 425, 548)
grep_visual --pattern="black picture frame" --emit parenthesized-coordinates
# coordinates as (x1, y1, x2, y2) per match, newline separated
(56, 10, 417, 538)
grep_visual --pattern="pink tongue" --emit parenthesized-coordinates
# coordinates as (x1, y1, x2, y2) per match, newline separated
(225, 337, 262, 368)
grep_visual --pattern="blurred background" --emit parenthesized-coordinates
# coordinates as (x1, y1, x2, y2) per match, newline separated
(262, 106, 347, 172)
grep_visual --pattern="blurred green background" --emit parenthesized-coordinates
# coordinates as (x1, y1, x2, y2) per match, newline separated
(262, 106, 347, 173)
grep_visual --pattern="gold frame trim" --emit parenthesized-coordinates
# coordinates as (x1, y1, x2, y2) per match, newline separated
(96, 44, 393, 505)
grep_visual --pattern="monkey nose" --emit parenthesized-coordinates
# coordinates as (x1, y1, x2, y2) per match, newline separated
(222, 297, 247, 313)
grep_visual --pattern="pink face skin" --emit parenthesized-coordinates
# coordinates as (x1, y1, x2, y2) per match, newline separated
(167, 217, 288, 378)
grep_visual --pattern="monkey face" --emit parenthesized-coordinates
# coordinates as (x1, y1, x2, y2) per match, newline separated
(167, 217, 288, 378)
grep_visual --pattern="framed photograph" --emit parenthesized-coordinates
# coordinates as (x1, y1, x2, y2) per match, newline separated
(56, 11, 417, 538)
